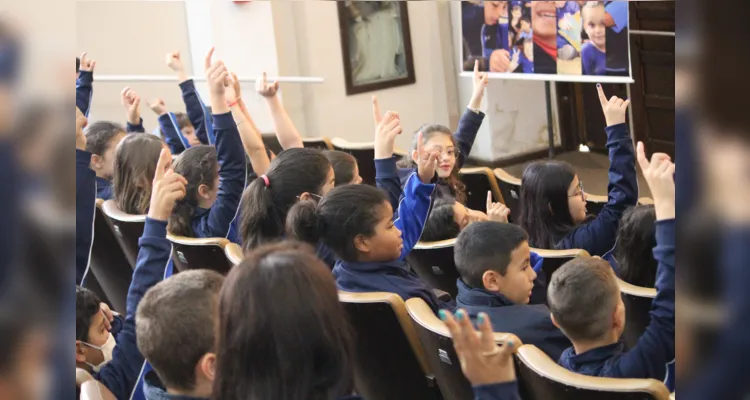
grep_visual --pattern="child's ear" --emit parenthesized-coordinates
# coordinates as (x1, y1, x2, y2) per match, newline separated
(481, 270, 501, 292)
(353, 234, 370, 254)
(75, 341, 87, 364)
(198, 352, 217, 382)
(90, 154, 103, 169)
(550, 313, 561, 330)
(299, 192, 313, 202)
(198, 184, 212, 200)
(411, 150, 419, 163)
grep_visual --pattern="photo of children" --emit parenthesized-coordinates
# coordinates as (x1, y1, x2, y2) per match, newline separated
(461, 0, 512, 72)
(556, 1, 582, 75)
(530, 1, 558, 74)
(603, 0, 630, 76)
(507, 1, 534, 73)
(581, 1, 606, 75)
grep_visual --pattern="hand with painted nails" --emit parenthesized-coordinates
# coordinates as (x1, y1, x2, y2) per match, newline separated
(486, 191, 511, 223)
(596, 84, 631, 127)
(441, 309, 518, 386)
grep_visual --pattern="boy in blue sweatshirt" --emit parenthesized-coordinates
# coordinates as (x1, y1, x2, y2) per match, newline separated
(453, 222, 572, 360)
(548, 143, 675, 391)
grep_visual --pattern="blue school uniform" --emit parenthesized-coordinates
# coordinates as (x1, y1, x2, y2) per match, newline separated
(556, 123, 638, 256)
(158, 113, 189, 155)
(96, 176, 114, 201)
(558, 219, 675, 391)
(179, 79, 215, 145)
(95, 218, 172, 400)
(76, 70, 94, 117)
(518, 49, 534, 73)
(76, 149, 97, 284)
(581, 42, 606, 75)
(482, 22, 510, 60)
(189, 112, 246, 243)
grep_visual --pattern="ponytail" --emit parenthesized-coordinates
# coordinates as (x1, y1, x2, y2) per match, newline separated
(286, 200, 323, 246)
(240, 177, 284, 252)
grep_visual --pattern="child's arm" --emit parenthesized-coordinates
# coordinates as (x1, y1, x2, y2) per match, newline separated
(167, 50, 215, 145)
(76, 52, 95, 117)
(95, 150, 186, 400)
(560, 86, 638, 256)
(257, 72, 304, 150)
(226, 73, 270, 175)
(120, 87, 145, 133)
(149, 98, 188, 154)
(75, 109, 96, 284)
(372, 96, 404, 210)
(454, 60, 488, 169)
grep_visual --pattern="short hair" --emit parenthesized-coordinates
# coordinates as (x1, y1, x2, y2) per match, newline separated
(174, 112, 192, 130)
(421, 198, 460, 242)
(136, 270, 224, 391)
(84, 121, 126, 156)
(454, 222, 529, 289)
(322, 150, 357, 186)
(547, 257, 620, 342)
(76, 286, 102, 342)
(614, 205, 657, 287)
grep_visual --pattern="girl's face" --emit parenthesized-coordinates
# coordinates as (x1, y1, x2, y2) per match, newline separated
(567, 175, 588, 224)
(358, 201, 403, 261)
(181, 125, 202, 147)
(511, 5, 522, 19)
(350, 163, 363, 185)
(322, 166, 336, 195)
(413, 133, 457, 178)
(93, 132, 126, 180)
(198, 166, 220, 209)
(583, 5, 606, 49)
(531, 1, 557, 41)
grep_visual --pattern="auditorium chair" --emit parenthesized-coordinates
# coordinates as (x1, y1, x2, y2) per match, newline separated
(616, 276, 657, 350)
(406, 238, 460, 298)
(405, 297, 521, 400)
(338, 291, 441, 400)
(493, 168, 522, 223)
(638, 197, 654, 205)
(515, 344, 670, 400)
(302, 136, 334, 150)
(331, 138, 377, 185)
(166, 234, 232, 275)
(224, 242, 244, 266)
(585, 193, 609, 216)
(458, 167, 505, 213)
(533, 248, 590, 282)
(101, 200, 146, 269)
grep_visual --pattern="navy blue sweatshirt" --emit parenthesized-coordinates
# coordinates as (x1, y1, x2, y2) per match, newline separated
(558, 219, 675, 390)
(179, 79, 214, 145)
(76, 149, 97, 284)
(556, 123, 638, 256)
(189, 112, 246, 243)
(76, 70, 93, 117)
(158, 113, 189, 155)
(95, 218, 172, 400)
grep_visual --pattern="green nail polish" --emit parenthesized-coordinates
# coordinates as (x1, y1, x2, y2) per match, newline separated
(507, 340, 514, 347)
(438, 310, 447, 321)
(456, 311, 464, 321)
(477, 313, 485, 324)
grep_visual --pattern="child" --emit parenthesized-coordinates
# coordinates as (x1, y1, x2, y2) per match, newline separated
(518, 85, 637, 256)
(548, 144, 674, 390)
(76, 149, 187, 399)
(113, 133, 171, 215)
(76, 108, 96, 284)
(148, 99, 201, 155)
(581, 1, 606, 75)
(421, 193, 510, 242)
(610, 205, 658, 287)
(453, 221, 571, 360)
(136, 269, 224, 400)
(323, 150, 363, 186)
(530, 1, 558, 74)
(166, 50, 214, 146)
(76, 52, 95, 117)
(84, 122, 127, 200)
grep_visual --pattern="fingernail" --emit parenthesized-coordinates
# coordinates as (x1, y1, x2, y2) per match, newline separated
(596, 83, 601, 88)
(507, 340, 514, 348)
(477, 313, 486, 324)
(438, 310, 447, 321)
(456, 310, 464, 321)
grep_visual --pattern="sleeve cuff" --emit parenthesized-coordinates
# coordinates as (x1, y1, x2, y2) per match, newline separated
(178, 79, 196, 93)
(157, 113, 172, 125)
(462, 107, 486, 119)
(375, 157, 399, 177)
(143, 218, 168, 238)
(212, 112, 236, 130)
(466, 106, 485, 117)
(655, 219, 675, 247)
(126, 118, 145, 133)
(604, 123, 629, 141)
(76, 149, 92, 165)
(77, 70, 94, 84)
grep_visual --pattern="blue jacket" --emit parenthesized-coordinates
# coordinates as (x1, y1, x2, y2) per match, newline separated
(96, 176, 114, 201)
(557, 123, 638, 256)
(76, 149, 96, 284)
(158, 113, 189, 155)
(558, 219, 675, 390)
(96, 218, 172, 400)
(333, 169, 454, 313)
(388, 109, 485, 210)
(76, 70, 93, 117)
(189, 112, 246, 243)
(179, 79, 214, 145)
(127, 118, 146, 134)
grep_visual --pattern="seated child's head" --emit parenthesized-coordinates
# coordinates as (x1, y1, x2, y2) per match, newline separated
(582, 1, 606, 50)
(402, 124, 466, 202)
(614, 205, 657, 287)
(548, 257, 625, 347)
(287, 184, 401, 262)
(84, 121, 127, 180)
(511, 3, 522, 19)
(136, 269, 224, 397)
(168, 146, 219, 237)
(421, 197, 470, 242)
(213, 241, 353, 399)
(455, 222, 536, 304)
(174, 112, 201, 147)
(75, 287, 115, 372)
(323, 150, 362, 186)
(240, 148, 334, 251)
(114, 133, 170, 215)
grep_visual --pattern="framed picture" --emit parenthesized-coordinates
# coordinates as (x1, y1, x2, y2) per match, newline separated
(337, 1, 416, 95)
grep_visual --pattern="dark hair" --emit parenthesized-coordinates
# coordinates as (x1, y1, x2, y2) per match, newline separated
(615, 206, 657, 287)
(398, 125, 467, 204)
(174, 112, 192, 130)
(547, 257, 619, 342)
(323, 150, 357, 186)
(421, 198, 460, 242)
(168, 146, 218, 237)
(136, 270, 224, 391)
(240, 148, 331, 252)
(454, 222, 529, 288)
(84, 121, 126, 156)
(76, 57, 80, 73)
(114, 133, 165, 215)
(518, 161, 577, 249)
(212, 241, 354, 400)
(287, 185, 390, 262)
(75, 286, 102, 343)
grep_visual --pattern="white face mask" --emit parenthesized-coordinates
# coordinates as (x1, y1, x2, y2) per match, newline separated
(83, 333, 116, 372)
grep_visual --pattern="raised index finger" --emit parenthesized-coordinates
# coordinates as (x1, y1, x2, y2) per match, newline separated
(596, 83, 607, 108)
(636, 141, 650, 172)
(153, 149, 170, 182)
(486, 191, 493, 211)
(474, 59, 479, 75)
(204, 46, 215, 72)
(372, 95, 382, 125)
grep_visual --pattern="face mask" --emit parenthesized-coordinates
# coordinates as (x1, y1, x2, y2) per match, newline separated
(83, 333, 116, 372)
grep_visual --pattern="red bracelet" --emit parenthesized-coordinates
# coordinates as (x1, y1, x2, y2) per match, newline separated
(227, 98, 241, 108)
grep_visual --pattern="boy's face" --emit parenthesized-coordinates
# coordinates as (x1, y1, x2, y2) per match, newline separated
(484, 1, 506, 25)
(181, 125, 202, 147)
(520, 19, 531, 33)
(485, 240, 537, 304)
(583, 5, 606, 49)
(76, 310, 110, 367)
(531, 1, 557, 41)
(356, 201, 403, 261)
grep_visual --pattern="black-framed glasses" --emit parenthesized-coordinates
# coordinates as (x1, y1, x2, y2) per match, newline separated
(427, 146, 460, 158)
(568, 180, 585, 199)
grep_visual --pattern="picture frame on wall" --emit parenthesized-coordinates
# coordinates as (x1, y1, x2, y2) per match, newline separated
(337, 1, 416, 96)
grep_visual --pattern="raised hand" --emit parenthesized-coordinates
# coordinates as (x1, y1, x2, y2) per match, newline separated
(225, 72, 241, 105)
(373, 96, 402, 160)
(120, 87, 141, 125)
(596, 83, 631, 127)
(636, 141, 674, 220)
(416, 131, 440, 184)
(486, 191, 511, 223)
(148, 149, 187, 221)
(469, 59, 489, 109)
(76, 107, 87, 150)
(441, 309, 517, 386)
(79, 52, 96, 73)
(148, 98, 167, 116)
(99, 302, 114, 332)
(204, 47, 230, 114)
(166, 50, 189, 82)
(255, 72, 279, 98)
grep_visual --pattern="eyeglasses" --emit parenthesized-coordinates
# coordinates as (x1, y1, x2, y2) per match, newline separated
(427, 147, 460, 158)
(568, 180, 585, 200)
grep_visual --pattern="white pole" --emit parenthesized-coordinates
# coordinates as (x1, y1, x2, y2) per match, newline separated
(629, 30, 675, 37)
(93, 75, 325, 83)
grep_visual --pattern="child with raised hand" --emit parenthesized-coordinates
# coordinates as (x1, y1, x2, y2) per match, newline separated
(548, 143, 674, 390)
(120, 87, 146, 133)
(519, 84, 638, 256)
(76, 52, 96, 117)
(76, 149, 187, 399)
(166, 50, 214, 146)
(113, 132, 171, 215)
(148, 98, 198, 155)
(76, 107, 96, 283)
(167, 50, 248, 243)
(256, 71, 304, 150)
